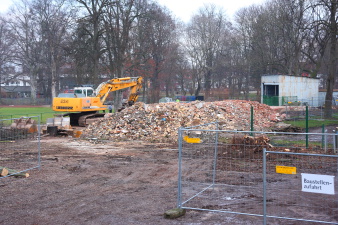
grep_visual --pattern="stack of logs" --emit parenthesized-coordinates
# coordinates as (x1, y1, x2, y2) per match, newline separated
(82, 100, 283, 143)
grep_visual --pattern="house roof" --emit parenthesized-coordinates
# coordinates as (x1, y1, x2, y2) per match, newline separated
(261, 74, 319, 80)
(0, 86, 31, 93)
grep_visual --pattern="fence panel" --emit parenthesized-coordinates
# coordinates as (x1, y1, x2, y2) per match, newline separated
(0, 116, 41, 179)
(178, 125, 265, 218)
(0, 97, 51, 105)
(283, 105, 338, 121)
(0, 112, 56, 125)
(264, 150, 338, 224)
(177, 124, 338, 224)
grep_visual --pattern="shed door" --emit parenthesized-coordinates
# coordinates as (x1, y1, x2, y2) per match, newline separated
(263, 85, 279, 106)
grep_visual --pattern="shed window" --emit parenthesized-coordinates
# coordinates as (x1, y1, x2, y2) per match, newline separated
(264, 85, 279, 97)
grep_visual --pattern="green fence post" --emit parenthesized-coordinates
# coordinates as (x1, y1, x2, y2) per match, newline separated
(250, 106, 254, 136)
(306, 105, 309, 148)
(322, 124, 325, 148)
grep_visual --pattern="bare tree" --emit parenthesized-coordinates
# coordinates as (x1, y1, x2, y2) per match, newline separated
(102, 0, 144, 77)
(75, 0, 109, 85)
(232, 10, 250, 98)
(70, 20, 94, 84)
(100, 0, 144, 108)
(259, 0, 308, 75)
(175, 55, 191, 96)
(0, 16, 15, 100)
(231, 1, 311, 100)
(148, 6, 177, 103)
(5, 0, 74, 103)
(301, 0, 337, 117)
(315, 0, 338, 118)
(162, 43, 181, 98)
(185, 4, 229, 100)
(8, 0, 43, 104)
(279, 0, 307, 75)
(132, 3, 178, 103)
(32, 0, 74, 98)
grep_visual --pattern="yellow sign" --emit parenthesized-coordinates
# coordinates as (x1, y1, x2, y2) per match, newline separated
(276, 166, 297, 174)
(183, 136, 201, 143)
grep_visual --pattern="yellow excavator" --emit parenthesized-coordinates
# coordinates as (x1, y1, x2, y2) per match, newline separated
(52, 76, 143, 126)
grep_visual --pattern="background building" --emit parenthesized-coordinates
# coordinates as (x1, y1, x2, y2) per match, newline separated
(261, 75, 320, 106)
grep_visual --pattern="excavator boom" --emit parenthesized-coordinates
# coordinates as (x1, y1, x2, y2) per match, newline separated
(95, 77, 143, 104)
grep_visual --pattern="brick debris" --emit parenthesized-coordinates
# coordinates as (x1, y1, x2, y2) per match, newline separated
(82, 100, 283, 142)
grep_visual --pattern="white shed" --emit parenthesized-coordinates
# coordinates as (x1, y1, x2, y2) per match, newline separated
(261, 75, 320, 106)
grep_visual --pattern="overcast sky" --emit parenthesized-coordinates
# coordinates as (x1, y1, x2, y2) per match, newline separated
(0, 0, 13, 12)
(157, 0, 266, 22)
(0, 0, 266, 21)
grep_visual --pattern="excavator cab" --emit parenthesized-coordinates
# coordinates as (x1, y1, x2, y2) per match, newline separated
(74, 87, 95, 97)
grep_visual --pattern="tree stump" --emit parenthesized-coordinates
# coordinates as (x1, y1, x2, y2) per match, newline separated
(0, 167, 8, 177)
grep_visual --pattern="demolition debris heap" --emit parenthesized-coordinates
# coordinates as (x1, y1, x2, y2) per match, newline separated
(82, 100, 281, 143)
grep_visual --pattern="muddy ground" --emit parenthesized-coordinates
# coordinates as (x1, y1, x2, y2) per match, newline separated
(1, 134, 337, 225)
(1, 137, 265, 225)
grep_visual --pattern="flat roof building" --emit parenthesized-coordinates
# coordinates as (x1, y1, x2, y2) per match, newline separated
(261, 75, 320, 106)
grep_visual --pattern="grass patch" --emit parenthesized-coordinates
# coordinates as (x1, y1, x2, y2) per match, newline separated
(284, 119, 338, 129)
(271, 139, 333, 148)
(272, 139, 320, 146)
(0, 106, 56, 124)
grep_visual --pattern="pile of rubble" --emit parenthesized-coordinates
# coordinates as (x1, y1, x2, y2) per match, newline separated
(82, 100, 283, 143)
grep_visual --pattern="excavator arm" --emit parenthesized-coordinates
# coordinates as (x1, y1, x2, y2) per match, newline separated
(95, 77, 143, 104)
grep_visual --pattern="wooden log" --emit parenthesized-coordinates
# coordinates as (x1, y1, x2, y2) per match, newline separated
(12, 172, 29, 178)
(0, 166, 29, 178)
(0, 167, 8, 176)
(164, 208, 186, 219)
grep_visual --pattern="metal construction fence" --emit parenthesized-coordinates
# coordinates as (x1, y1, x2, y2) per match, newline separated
(0, 111, 57, 124)
(0, 116, 41, 179)
(278, 104, 338, 128)
(0, 112, 56, 124)
(0, 97, 52, 105)
(263, 96, 338, 108)
(177, 122, 338, 224)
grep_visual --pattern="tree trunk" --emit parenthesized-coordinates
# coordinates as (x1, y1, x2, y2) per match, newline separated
(324, 0, 337, 118)
(194, 78, 201, 97)
(30, 72, 37, 105)
(51, 47, 57, 99)
(150, 68, 160, 103)
(204, 69, 212, 101)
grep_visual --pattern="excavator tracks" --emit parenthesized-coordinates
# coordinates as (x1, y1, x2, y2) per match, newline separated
(78, 113, 105, 127)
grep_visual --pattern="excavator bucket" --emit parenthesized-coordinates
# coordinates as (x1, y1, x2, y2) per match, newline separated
(10, 117, 38, 133)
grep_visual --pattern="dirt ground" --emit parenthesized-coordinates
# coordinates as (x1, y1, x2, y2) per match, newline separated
(2, 105, 338, 224)
(1, 136, 268, 225)
(1, 132, 337, 225)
